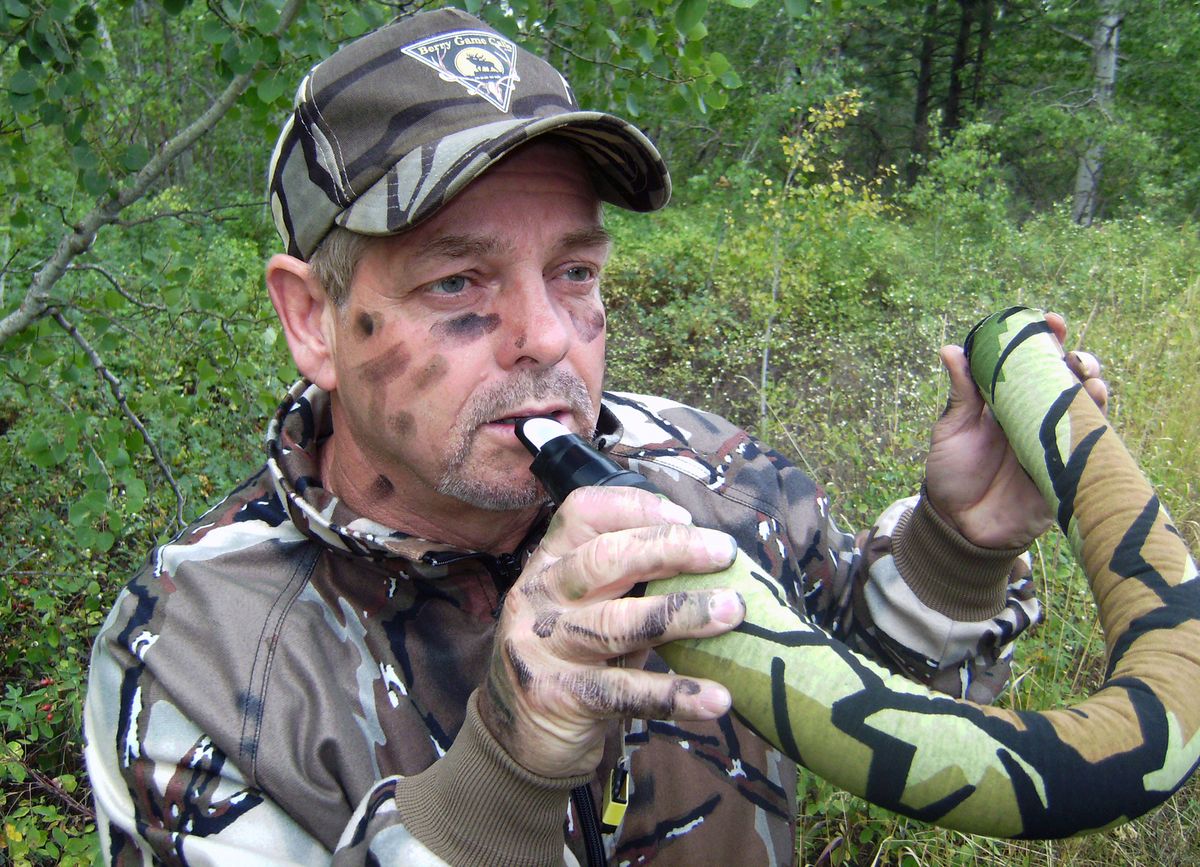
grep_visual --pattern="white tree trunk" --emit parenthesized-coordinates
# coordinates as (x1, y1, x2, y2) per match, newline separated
(1072, 1, 1123, 226)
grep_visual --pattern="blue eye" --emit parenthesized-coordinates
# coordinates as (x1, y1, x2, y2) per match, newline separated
(564, 266, 594, 282)
(428, 276, 468, 295)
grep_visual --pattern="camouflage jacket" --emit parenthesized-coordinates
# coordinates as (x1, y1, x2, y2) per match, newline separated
(84, 381, 1040, 866)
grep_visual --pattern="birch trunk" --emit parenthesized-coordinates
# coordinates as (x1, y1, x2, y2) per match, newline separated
(1072, 1, 1123, 226)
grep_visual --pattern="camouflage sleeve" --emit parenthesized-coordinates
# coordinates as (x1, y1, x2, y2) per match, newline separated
(84, 591, 338, 864)
(802, 488, 1041, 704)
(85, 593, 579, 866)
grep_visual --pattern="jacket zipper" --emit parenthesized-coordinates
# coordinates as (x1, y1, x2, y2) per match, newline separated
(571, 783, 607, 867)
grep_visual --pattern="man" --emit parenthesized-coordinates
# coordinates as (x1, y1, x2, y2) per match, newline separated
(84, 8, 1106, 866)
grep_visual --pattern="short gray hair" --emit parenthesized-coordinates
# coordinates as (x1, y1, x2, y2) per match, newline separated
(307, 227, 373, 307)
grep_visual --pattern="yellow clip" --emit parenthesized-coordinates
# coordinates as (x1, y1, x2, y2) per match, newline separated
(601, 765, 630, 832)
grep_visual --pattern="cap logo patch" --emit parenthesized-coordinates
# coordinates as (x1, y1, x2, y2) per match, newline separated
(402, 29, 520, 113)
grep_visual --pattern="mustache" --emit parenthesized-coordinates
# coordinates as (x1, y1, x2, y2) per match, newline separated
(457, 368, 596, 433)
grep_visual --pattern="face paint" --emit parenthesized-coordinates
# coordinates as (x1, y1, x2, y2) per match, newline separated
(355, 346, 411, 385)
(389, 411, 415, 436)
(433, 312, 501, 343)
(515, 335, 527, 350)
(355, 311, 378, 338)
(505, 639, 534, 690)
(532, 608, 561, 638)
(629, 592, 692, 643)
(569, 308, 605, 344)
(368, 474, 395, 499)
(410, 355, 449, 392)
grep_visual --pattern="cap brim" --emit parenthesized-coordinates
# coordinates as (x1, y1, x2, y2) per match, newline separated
(335, 110, 671, 240)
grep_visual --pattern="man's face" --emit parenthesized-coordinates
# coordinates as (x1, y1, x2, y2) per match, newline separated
(324, 140, 610, 512)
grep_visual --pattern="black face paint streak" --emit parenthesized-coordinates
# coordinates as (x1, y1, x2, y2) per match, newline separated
(368, 474, 394, 499)
(433, 313, 501, 343)
(533, 609, 561, 638)
(515, 335, 527, 350)
(483, 650, 516, 728)
(390, 411, 414, 436)
(569, 308, 606, 344)
(355, 311, 377, 338)
(630, 592, 691, 643)
(669, 679, 703, 714)
(355, 347, 411, 385)
(410, 355, 448, 391)
(505, 639, 534, 690)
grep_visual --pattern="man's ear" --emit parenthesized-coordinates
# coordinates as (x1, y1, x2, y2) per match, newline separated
(265, 254, 338, 391)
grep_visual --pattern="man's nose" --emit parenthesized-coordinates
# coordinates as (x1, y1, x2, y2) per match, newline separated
(496, 275, 573, 369)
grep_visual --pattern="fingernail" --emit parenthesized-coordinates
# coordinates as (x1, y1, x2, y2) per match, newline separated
(697, 685, 731, 716)
(708, 590, 744, 626)
(702, 529, 737, 563)
(660, 501, 693, 525)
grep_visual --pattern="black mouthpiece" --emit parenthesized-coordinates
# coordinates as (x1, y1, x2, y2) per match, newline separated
(515, 417, 657, 505)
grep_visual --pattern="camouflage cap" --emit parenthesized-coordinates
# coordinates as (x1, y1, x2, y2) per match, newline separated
(267, 7, 672, 260)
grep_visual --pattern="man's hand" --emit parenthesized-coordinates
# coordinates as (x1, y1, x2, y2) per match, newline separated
(477, 485, 744, 778)
(924, 312, 1108, 549)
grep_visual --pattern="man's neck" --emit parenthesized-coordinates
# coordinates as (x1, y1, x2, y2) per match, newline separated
(317, 432, 542, 555)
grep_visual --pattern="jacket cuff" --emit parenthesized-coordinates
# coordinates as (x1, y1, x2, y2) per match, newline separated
(891, 495, 1025, 622)
(393, 691, 586, 866)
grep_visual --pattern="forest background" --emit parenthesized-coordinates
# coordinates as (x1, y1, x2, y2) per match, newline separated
(1, 0, 1197, 864)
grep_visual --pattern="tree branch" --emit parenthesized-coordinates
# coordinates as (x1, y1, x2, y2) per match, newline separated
(48, 307, 187, 531)
(1, 749, 95, 823)
(114, 200, 266, 229)
(67, 262, 169, 313)
(0, 0, 305, 348)
(537, 34, 699, 85)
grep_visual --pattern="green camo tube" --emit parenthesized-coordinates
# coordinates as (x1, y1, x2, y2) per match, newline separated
(650, 306, 1200, 838)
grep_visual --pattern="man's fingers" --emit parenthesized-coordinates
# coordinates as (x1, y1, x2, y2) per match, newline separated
(532, 523, 738, 603)
(1067, 350, 1101, 381)
(1045, 311, 1067, 345)
(538, 588, 745, 659)
(536, 485, 693, 560)
(558, 666, 732, 721)
(1067, 350, 1108, 415)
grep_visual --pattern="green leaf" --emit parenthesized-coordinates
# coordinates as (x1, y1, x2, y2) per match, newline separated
(675, 0, 707, 37)
(202, 18, 232, 45)
(5, 0, 29, 16)
(24, 430, 56, 469)
(74, 4, 97, 31)
(120, 143, 151, 172)
(124, 477, 147, 512)
(706, 51, 731, 77)
(47, 0, 73, 23)
(254, 4, 280, 33)
(70, 144, 97, 170)
(342, 9, 369, 38)
(9, 69, 38, 96)
(722, 0, 758, 6)
(783, 0, 807, 17)
(162, 0, 188, 14)
(256, 75, 286, 105)
(80, 168, 110, 197)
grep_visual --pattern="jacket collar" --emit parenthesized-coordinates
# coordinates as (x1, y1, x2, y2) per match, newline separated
(263, 380, 623, 564)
